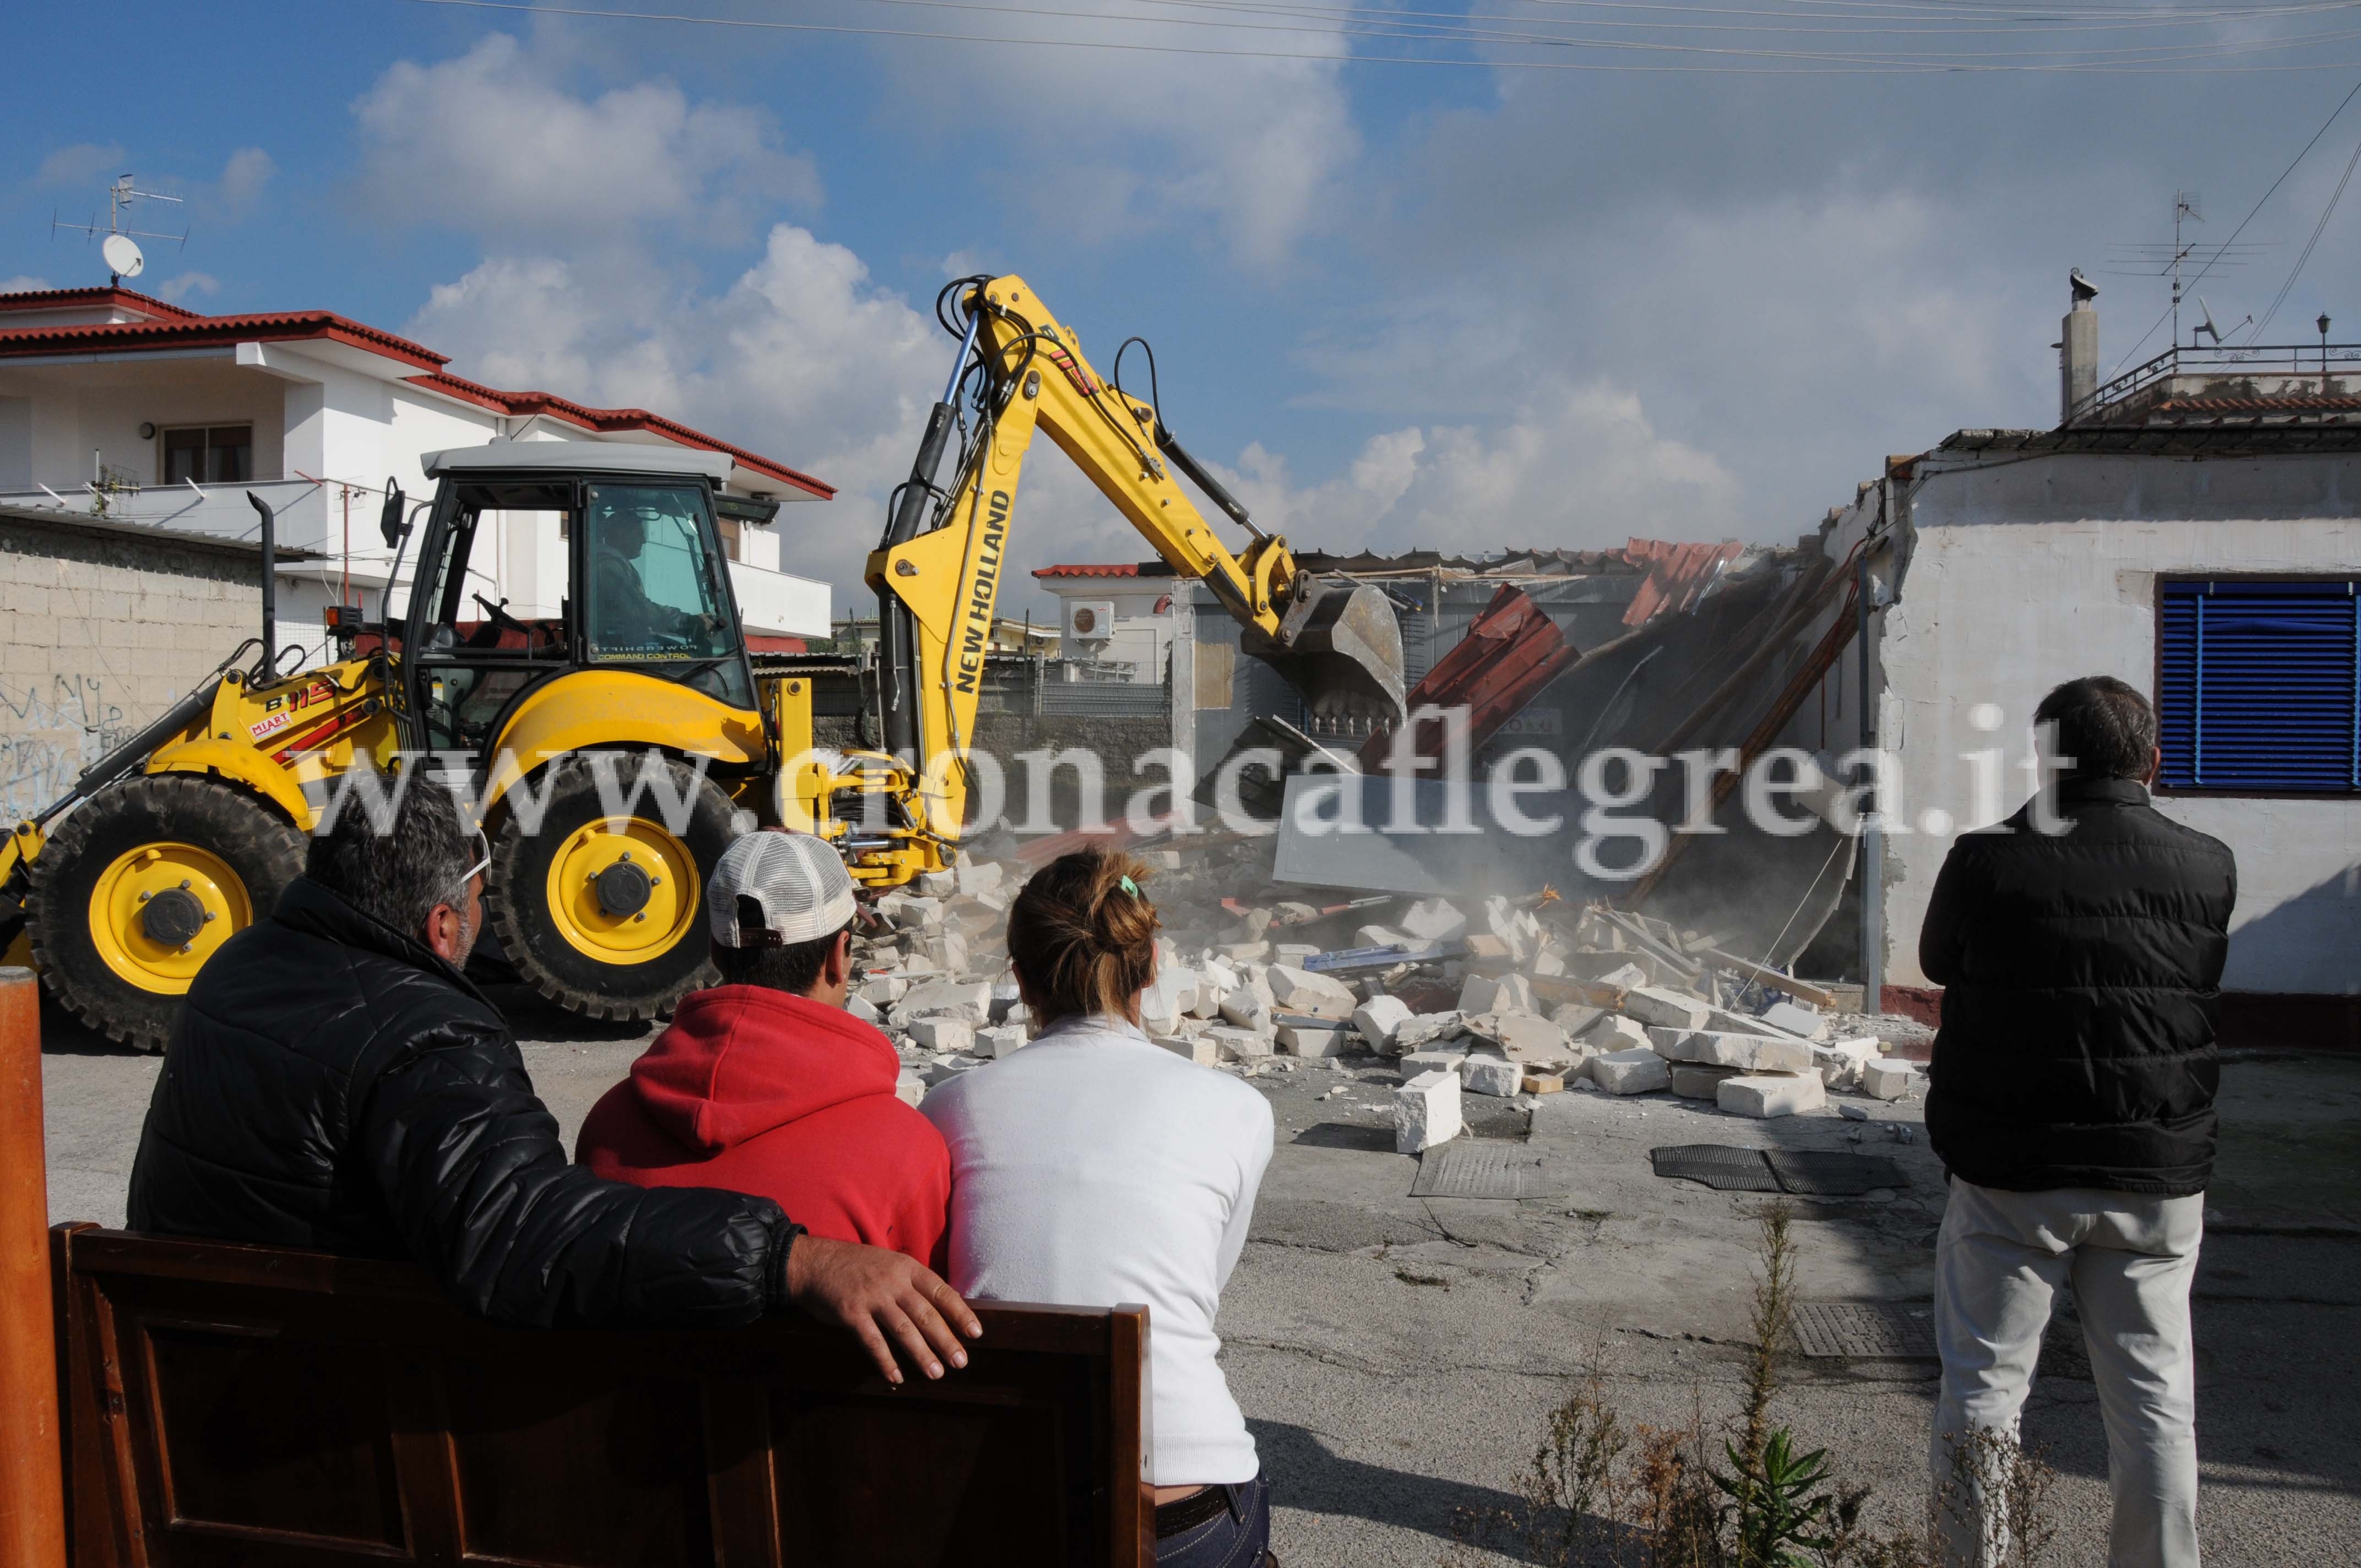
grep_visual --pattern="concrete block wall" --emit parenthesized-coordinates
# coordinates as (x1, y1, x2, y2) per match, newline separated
(0, 515, 265, 820)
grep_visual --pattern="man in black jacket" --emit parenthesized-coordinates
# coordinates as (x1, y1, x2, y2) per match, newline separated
(128, 775, 978, 1386)
(1921, 676, 2234, 1567)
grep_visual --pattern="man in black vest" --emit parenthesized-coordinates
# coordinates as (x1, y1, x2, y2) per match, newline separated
(1922, 676, 2234, 1567)
(129, 775, 978, 1387)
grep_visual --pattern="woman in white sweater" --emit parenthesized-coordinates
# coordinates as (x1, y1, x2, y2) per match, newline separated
(922, 848, 1277, 1566)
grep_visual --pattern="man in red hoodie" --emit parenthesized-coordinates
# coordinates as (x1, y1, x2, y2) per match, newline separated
(578, 831, 950, 1268)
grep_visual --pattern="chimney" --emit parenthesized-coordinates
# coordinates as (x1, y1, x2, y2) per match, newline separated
(2059, 269, 2099, 424)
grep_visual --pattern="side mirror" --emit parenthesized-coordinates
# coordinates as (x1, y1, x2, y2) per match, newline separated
(379, 479, 407, 549)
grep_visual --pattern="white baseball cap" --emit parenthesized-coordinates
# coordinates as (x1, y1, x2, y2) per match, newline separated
(708, 830, 857, 948)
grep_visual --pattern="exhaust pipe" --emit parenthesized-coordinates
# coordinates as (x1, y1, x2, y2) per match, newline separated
(247, 491, 277, 682)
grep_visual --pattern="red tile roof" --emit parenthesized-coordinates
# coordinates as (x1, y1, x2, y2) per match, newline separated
(1034, 563, 1141, 579)
(0, 285, 204, 320)
(410, 372, 831, 498)
(0, 287, 830, 498)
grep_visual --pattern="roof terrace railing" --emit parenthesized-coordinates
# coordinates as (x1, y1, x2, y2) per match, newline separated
(2071, 341, 2361, 424)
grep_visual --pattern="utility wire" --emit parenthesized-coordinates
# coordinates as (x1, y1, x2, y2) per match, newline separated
(2109, 72, 2361, 372)
(2250, 128, 2361, 336)
(406, 0, 2361, 72)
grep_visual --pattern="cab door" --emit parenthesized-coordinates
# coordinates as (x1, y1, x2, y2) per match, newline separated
(402, 479, 580, 770)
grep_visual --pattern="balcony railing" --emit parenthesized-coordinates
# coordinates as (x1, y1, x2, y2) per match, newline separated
(2071, 341, 2361, 424)
(0, 476, 340, 549)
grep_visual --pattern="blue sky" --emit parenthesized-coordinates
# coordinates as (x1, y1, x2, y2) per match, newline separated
(7, 1, 2357, 612)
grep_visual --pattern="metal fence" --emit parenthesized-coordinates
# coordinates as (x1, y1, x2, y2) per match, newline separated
(1038, 677, 1171, 718)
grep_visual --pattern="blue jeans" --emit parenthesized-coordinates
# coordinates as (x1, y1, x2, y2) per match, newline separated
(1155, 1471, 1271, 1567)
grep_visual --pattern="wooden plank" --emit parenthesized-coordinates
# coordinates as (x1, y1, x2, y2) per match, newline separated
(1106, 1306, 1152, 1568)
(1696, 950, 1841, 1010)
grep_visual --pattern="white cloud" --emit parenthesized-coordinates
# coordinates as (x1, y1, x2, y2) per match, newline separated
(1, 276, 51, 294)
(156, 271, 220, 302)
(35, 143, 123, 189)
(350, 34, 819, 238)
(878, 7, 1358, 269)
(216, 148, 275, 215)
(1220, 382, 1742, 556)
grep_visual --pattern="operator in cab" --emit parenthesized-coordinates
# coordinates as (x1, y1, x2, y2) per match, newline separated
(586, 491, 727, 656)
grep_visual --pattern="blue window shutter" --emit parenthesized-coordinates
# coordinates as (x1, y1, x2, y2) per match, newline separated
(2157, 579, 2360, 793)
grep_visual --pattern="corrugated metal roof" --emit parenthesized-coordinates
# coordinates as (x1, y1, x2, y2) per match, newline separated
(1619, 537, 1745, 627)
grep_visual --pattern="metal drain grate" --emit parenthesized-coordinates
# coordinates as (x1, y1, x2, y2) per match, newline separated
(1411, 1141, 1551, 1199)
(1651, 1145, 1907, 1196)
(1791, 1302, 1940, 1359)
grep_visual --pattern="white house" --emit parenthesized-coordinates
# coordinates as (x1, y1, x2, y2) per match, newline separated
(0, 286, 833, 662)
(1825, 286, 2359, 1046)
(1030, 561, 1179, 682)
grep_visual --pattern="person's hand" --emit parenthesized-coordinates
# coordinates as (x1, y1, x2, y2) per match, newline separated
(784, 1234, 982, 1385)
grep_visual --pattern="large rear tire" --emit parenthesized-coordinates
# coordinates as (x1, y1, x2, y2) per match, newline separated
(26, 775, 305, 1052)
(486, 754, 735, 1022)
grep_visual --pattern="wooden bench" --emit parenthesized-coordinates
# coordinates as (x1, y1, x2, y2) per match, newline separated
(48, 1225, 1154, 1568)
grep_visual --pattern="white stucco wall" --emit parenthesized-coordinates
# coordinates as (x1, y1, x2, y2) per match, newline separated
(1881, 448, 2360, 995)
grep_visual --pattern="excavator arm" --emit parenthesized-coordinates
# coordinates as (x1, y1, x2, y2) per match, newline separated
(862, 274, 1404, 842)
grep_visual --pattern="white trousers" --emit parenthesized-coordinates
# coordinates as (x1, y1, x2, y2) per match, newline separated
(1932, 1179, 2204, 1568)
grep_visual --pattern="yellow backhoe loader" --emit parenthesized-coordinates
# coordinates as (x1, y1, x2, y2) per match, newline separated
(775, 273, 1407, 875)
(0, 445, 796, 1050)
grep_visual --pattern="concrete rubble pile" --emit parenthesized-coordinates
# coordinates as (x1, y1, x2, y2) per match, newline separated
(847, 839, 1921, 1152)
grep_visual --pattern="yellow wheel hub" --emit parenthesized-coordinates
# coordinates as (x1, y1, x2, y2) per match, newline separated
(543, 818, 701, 962)
(88, 842, 253, 995)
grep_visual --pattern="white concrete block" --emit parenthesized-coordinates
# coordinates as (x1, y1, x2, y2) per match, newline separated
(1398, 1046, 1468, 1081)
(1761, 1001, 1830, 1041)
(1648, 1028, 1815, 1074)
(1394, 1011, 1464, 1051)
(1394, 1069, 1464, 1153)
(907, 1016, 973, 1054)
(916, 870, 958, 898)
(1274, 943, 1321, 966)
(1668, 1063, 1741, 1099)
(1717, 1071, 1827, 1119)
(1486, 1010, 1571, 1064)
(975, 1024, 1027, 1059)
(1354, 924, 1410, 950)
(1267, 965, 1357, 1020)
(897, 979, 995, 1025)
(1620, 985, 1712, 1031)
(1591, 1047, 1672, 1096)
(846, 994, 884, 1026)
(1461, 1053, 1522, 1097)
(1207, 1025, 1273, 1061)
(1277, 1022, 1349, 1057)
(1861, 1058, 1920, 1101)
(923, 1055, 981, 1085)
(1399, 898, 1468, 943)
(1217, 986, 1272, 1033)
(857, 974, 908, 1006)
(1351, 994, 1414, 1051)
(878, 893, 944, 930)
(894, 1070, 928, 1108)
(1155, 1033, 1220, 1066)
(1580, 1014, 1651, 1053)
(955, 861, 1004, 897)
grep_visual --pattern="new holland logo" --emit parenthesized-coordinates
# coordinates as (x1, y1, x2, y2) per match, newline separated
(953, 490, 1010, 695)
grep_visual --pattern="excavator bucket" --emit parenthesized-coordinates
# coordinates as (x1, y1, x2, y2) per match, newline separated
(1245, 575, 1407, 724)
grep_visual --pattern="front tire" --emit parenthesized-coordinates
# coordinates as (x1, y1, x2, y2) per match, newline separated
(26, 775, 305, 1052)
(487, 754, 735, 1021)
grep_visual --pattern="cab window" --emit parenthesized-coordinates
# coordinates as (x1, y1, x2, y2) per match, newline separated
(584, 483, 753, 706)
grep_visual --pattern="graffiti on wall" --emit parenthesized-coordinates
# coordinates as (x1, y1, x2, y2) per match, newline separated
(1, 674, 133, 820)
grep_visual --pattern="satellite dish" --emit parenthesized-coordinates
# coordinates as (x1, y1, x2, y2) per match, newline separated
(101, 233, 144, 278)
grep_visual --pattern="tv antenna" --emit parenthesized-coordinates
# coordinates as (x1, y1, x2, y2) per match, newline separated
(52, 175, 188, 285)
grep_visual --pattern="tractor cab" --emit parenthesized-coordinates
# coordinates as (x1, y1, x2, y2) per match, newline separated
(400, 444, 771, 763)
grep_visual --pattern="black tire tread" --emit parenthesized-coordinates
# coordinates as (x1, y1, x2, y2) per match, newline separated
(484, 754, 729, 1023)
(25, 774, 304, 1053)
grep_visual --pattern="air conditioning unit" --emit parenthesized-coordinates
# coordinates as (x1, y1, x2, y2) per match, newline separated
(1067, 600, 1117, 641)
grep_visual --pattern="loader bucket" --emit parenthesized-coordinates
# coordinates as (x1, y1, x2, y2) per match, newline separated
(1245, 575, 1407, 724)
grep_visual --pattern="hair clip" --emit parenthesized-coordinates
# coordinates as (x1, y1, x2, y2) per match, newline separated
(1119, 875, 1141, 897)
